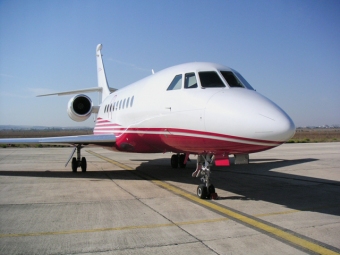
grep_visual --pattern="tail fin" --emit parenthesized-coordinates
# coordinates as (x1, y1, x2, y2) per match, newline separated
(37, 44, 116, 101)
(96, 44, 111, 103)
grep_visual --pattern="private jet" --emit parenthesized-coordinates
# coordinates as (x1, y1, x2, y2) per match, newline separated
(0, 44, 295, 199)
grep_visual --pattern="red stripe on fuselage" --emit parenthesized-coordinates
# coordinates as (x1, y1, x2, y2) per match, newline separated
(94, 118, 283, 154)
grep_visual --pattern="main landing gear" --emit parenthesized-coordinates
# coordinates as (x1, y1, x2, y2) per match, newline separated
(67, 144, 87, 172)
(170, 153, 188, 168)
(192, 154, 218, 200)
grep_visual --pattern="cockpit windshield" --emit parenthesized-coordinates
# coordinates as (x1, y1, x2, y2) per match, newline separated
(220, 70, 254, 90)
(198, 71, 226, 88)
(220, 71, 243, 88)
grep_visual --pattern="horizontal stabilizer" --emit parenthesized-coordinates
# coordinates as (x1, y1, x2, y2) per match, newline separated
(37, 87, 116, 97)
(0, 134, 116, 145)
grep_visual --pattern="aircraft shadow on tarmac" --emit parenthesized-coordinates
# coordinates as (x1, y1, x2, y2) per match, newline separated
(1, 157, 340, 217)
(132, 157, 340, 216)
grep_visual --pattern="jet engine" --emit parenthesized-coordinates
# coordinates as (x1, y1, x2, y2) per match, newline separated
(67, 94, 93, 122)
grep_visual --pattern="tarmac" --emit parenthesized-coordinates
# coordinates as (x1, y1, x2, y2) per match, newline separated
(0, 143, 339, 255)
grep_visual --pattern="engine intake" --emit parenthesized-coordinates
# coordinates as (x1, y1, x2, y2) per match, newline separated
(67, 94, 93, 122)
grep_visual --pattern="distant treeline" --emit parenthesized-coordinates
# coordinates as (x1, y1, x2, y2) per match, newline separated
(1, 127, 339, 145)
(0, 129, 92, 139)
(0, 125, 92, 131)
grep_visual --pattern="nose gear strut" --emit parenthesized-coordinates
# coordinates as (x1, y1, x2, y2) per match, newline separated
(192, 154, 218, 199)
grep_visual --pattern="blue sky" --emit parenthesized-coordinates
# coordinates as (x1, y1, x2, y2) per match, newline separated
(0, 0, 339, 127)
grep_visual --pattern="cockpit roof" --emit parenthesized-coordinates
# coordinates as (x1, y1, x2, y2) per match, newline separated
(159, 62, 232, 74)
(159, 62, 254, 90)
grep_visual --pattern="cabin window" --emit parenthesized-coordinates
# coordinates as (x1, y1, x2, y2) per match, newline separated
(126, 98, 130, 108)
(220, 71, 244, 88)
(122, 99, 126, 109)
(199, 71, 225, 88)
(167, 74, 182, 90)
(130, 96, 134, 107)
(184, 73, 197, 89)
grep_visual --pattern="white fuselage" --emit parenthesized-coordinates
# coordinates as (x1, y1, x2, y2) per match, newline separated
(93, 62, 295, 156)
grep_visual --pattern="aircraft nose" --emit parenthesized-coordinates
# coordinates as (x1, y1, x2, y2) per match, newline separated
(259, 105, 296, 141)
(205, 89, 296, 142)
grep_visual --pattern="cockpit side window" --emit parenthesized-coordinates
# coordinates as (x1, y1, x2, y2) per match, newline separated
(199, 71, 226, 88)
(184, 73, 197, 89)
(167, 74, 182, 90)
(220, 71, 244, 88)
(233, 71, 255, 90)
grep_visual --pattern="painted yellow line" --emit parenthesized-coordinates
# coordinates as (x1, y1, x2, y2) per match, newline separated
(0, 217, 228, 238)
(87, 150, 340, 255)
(0, 223, 173, 238)
(153, 181, 340, 255)
(0, 151, 230, 239)
(87, 150, 134, 170)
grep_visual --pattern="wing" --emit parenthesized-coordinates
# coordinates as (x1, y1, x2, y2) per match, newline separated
(0, 134, 116, 145)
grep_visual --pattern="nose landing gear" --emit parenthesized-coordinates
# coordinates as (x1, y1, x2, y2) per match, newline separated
(193, 154, 217, 199)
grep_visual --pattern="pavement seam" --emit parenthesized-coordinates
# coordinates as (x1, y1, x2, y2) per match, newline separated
(67, 241, 206, 255)
(0, 148, 17, 161)
(90, 151, 219, 255)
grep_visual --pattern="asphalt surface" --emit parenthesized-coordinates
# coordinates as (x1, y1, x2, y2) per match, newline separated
(0, 143, 339, 254)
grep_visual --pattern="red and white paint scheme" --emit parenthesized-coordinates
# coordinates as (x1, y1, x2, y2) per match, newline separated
(0, 44, 295, 199)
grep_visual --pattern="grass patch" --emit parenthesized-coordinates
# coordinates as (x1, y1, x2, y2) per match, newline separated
(287, 128, 340, 143)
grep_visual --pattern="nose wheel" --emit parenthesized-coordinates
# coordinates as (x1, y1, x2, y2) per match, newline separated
(193, 154, 218, 199)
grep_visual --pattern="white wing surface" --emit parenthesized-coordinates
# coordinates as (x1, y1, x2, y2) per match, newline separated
(0, 134, 116, 145)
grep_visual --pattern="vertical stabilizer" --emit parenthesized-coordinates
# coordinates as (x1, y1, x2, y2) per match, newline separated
(96, 44, 111, 102)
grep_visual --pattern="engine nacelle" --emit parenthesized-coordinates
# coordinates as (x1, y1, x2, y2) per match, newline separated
(67, 94, 93, 122)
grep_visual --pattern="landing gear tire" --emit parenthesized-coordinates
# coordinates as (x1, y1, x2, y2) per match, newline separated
(179, 154, 186, 168)
(81, 157, 87, 172)
(208, 184, 215, 194)
(193, 154, 218, 199)
(69, 145, 87, 173)
(208, 184, 218, 199)
(72, 157, 77, 172)
(171, 154, 178, 168)
(197, 184, 208, 199)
